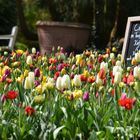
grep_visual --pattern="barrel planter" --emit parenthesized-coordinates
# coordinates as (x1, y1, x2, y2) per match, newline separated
(36, 21, 91, 54)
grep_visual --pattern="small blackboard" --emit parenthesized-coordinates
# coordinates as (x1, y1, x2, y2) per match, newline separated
(122, 16, 140, 62)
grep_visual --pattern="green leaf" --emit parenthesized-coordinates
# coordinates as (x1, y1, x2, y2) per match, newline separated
(88, 130, 97, 140)
(53, 125, 65, 140)
(105, 126, 115, 133)
(96, 131, 105, 138)
(61, 107, 68, 118)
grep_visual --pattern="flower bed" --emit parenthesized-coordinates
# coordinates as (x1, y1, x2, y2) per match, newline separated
(0, 47, 140, 139)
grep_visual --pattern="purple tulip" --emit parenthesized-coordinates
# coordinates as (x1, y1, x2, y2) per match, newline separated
(57, 64, 63, 71)
(34, 68, 40, 77)
(1, 75, 6, 82)
(83, 91, 89, 101)
(4, 69, 11, 77)
(34, 80, 40, 87)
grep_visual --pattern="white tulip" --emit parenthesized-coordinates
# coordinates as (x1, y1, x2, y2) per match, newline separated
(100, 61, 108, 73)
(113, 66, 122, 76)
(96, 75, 102, 86)
(61, 74, 71, 89)
(28, 72, 35, 84)
(110, 53, 115, 59)
(32, 48, 36, 54)
(73, 75, 81, 87)
(135, 52, 140, 62)
(134, 66, 140, 79)
(26, 56, 32, 65)
(56, 76, 62, 90)
(116, 60, 121, 66)
(114, 72, 122, 84)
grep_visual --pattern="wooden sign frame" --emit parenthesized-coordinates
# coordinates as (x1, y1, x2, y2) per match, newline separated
(122, 16, 140, 62)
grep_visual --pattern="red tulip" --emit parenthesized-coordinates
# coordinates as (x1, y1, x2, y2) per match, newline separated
(25, 106, 35, 116)
(6, 91, 18, 100)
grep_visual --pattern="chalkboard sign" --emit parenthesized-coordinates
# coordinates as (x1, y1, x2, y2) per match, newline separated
(122, 16, 140, 62)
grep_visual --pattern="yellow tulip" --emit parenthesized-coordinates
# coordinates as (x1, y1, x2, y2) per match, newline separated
(34, 95, 45, 103)
(24, 77, 32, 89)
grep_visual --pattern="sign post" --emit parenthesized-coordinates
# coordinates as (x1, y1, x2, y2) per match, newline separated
(122, 16, 140, 63)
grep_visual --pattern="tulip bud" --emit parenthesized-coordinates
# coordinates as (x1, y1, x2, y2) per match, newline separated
(34, 95, 44, 103)
(134, 52, 140, 62)
(34, 80, 40, 87)
(73, 75, 82, 87)
(96, 75, 102, 86)
(83, 91, 89, 101)
(28, 72, 35, 84)
(100, 61, 108, 73)
(61, 74, 70, 89)
(110, 53, 115, 59)
(116, 60, 121, 66)
(134, 66, 140, 79)
(56, 76, 62, 90)
(113, 66, 122, 76)
(57, 64, 63, 71)
(120, 93, 127, 100)
(32, 48, 36, 54)
(34, 68, 40, 77)
(24, 77, 32, 89)
(4, 69, 11, 77)
(114, 72, 122, 84)
(61, 68, 66, 75)
(132, 97, 137, 105)
(26, 55, 32, 65)
(131, 58, 137, 65)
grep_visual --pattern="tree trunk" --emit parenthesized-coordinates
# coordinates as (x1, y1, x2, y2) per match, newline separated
(16, 0, 37, 40)
(107, 0, 120, 47)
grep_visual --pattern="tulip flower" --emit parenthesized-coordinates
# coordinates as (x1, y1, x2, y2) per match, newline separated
(26, 55, 32, 65)
(32, 47, 36, 54)
(114, 72, 122, 84)
(134, 52, 140, 62)
(56, 76, 62, 90)
(61, 74, 70, 89)
(34, 95, 45, 103)
(73, 90, 83, 99)
(28, 72, 35, 84)
(57, 63, 64, 71)
(110, 53, 115, 59)
(25, 106, 35, 116)
(34, 68, 40, 77)
(134, 66, 140, 79)
(6, 91, 18, 100)
(73, 75, 82, 87)
(24, 77, 33, 89)
(4, 69, 11, 77)
(96, 75, 102, 86)
(100, 61, 108, 73)
(115, 60, 121, 66)
(113, 66, 122, 76)
(83, 91, 89, 101)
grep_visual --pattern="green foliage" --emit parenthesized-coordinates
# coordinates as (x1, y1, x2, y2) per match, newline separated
(45, 0, 93, 24)
(15, 42, 28, 51)
(23, 0, 51, 31)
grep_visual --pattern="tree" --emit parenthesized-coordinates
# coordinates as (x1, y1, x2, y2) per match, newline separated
(16, 0, 37, 40)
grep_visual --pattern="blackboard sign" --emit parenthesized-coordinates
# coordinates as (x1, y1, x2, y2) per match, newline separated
(122, 16, 140, 62)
